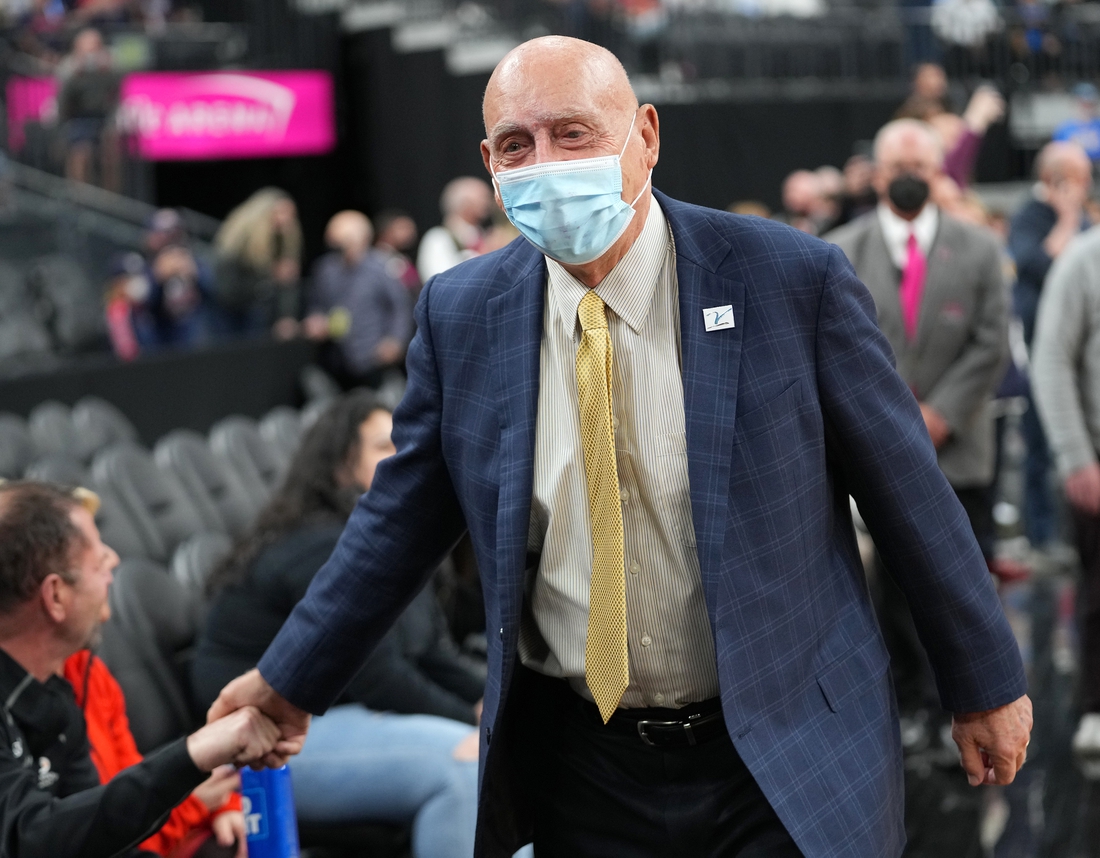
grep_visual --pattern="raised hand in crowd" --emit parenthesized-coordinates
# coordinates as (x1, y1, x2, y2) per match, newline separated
(207, 669, 311, 768)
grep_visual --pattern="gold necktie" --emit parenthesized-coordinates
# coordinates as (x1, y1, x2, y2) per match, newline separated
(576, 290, 628, 723)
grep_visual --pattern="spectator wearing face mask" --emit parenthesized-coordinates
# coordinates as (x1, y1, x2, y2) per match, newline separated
(104, 252, 154, 361)
(147, 244, 219, 350)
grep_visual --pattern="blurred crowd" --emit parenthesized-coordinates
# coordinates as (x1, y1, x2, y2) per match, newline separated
(102, 176, 518, 391)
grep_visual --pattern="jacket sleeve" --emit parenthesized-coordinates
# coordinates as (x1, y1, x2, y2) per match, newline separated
(924, 235, 1010, 433)
(0, 736, 207, 858)
(1031, 239, 1100, 477)
(258, 276, 470, 714)
(815, 244, 1026, 713)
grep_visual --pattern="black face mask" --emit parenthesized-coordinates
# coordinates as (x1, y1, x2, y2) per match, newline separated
(887, 174, 930, 215)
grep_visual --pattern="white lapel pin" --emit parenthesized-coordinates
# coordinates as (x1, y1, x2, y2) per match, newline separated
(703, 305, 735, 332)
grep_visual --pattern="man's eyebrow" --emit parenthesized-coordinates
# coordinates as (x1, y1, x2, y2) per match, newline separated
(487, 113, 604, 147)
(488, 123, 527, 146)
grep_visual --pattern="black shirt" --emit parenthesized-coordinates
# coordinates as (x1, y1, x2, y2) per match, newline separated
(0, 648, 206, 858)
(193, 522, 485, 723)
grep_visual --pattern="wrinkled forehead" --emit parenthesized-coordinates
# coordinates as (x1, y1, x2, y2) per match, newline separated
(483, 50, 634, 134)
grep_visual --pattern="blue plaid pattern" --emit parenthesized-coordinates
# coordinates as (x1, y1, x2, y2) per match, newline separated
(259, 191, 1027, 858)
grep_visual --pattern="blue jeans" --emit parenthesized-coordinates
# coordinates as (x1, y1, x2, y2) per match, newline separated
(289, 704, 479, 858)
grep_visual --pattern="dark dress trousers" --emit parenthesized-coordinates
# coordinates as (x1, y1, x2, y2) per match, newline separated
(257, 192, 1027, 858)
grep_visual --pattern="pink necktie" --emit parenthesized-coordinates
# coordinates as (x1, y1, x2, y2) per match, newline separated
(900, 233, 926, 342)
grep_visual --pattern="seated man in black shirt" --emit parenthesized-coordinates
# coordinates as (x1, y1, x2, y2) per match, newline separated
(0, 480, 281, 858)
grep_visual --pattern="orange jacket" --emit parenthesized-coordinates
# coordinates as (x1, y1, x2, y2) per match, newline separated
(63, 650, 241, 857)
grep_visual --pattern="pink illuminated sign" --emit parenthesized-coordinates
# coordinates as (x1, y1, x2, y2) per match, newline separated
(6, 76, 57, 152)
(5, 71, 335, 160)
(119, 71, 335, 160)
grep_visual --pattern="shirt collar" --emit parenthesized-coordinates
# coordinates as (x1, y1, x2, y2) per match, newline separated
(546, 196, 671, 337)
(877, 201, 939, 265)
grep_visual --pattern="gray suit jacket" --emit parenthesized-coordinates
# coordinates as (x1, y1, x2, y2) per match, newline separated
(825, 210, 1009, 487)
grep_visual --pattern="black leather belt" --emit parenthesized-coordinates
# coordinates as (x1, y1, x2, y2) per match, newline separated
(587, 697, 727, 747)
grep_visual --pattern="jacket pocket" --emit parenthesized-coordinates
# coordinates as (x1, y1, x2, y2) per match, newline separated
(816, 632, 890, 713)
(734, 379, 803, 444)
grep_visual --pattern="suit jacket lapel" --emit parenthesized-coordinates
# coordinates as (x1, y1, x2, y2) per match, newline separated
(659, 193, 744, 609)
(487, 246, 545, 599)
(914, 217, 954, 351)
(864, 219, 905, 346)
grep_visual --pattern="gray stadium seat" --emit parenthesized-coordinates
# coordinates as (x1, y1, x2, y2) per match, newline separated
(0, 311, 53, 366)
(23, 454, 88, 486)
(0, 414, 35, 478)
(171, 531, 233, 601)
(300, 396, 335, 431)
(89, 482, 149, 560)
(209, 416, 285, 502)
(91, 443, 206, 563)
(72, 396, 139, 462)
(28, 400, 76, 458)
(299, 363, 341, 402)
(155, 429, 258, 538)
(98, 558, 200, 753)
(26, 255, 105, 354)
(259, 405, 302, 464)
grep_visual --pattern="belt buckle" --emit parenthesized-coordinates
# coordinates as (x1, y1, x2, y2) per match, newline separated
(636, 718, 688, 747)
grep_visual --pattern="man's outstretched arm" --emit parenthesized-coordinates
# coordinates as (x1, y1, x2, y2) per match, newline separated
(0, 706, 280, 858)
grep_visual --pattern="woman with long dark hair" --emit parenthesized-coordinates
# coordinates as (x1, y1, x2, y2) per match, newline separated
(192, 391, 484, 858)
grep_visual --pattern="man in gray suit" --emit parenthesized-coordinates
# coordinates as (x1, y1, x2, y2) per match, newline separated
(826, 118, 1009, 716)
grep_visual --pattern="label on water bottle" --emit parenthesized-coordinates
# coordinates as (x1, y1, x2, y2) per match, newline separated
(241, 788, 269, 840)
(240, 765, 300, 858)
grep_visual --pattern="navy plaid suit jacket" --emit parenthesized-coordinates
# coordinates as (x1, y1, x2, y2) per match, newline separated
(259, 191, 1026, 857)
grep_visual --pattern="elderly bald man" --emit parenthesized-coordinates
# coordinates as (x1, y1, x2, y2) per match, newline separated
(1009, 140, 1093, 552)
(210, 38, 1030, 858)
(305, 209, 414, 387)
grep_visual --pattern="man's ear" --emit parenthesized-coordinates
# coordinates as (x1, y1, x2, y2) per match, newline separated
(640, 104, 660, 170)
(39, 574, 68, 624)
(481, 140, 504, 210)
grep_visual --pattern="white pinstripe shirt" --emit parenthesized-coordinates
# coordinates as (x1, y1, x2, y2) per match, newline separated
(519, 199, 720, 709)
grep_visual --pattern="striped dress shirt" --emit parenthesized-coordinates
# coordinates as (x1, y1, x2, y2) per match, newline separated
(519, 198, 720, 709)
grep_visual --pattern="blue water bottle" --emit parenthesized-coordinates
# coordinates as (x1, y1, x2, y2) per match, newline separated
(240, 765, 301, 858)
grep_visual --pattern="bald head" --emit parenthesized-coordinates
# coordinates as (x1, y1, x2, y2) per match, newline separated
(440, 177, 492, 223)
(873, 119, 944, 168)
(1037, 141, 1092, 186)
(483, 37, 636, 141)
(325, 211, 372, 261)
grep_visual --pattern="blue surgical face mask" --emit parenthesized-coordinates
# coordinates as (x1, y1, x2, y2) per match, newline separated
(491, 114, 651, 265)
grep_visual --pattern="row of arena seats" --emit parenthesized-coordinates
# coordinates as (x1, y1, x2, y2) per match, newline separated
(1, 392, 408, 855)
(0, 395, 338, 564)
